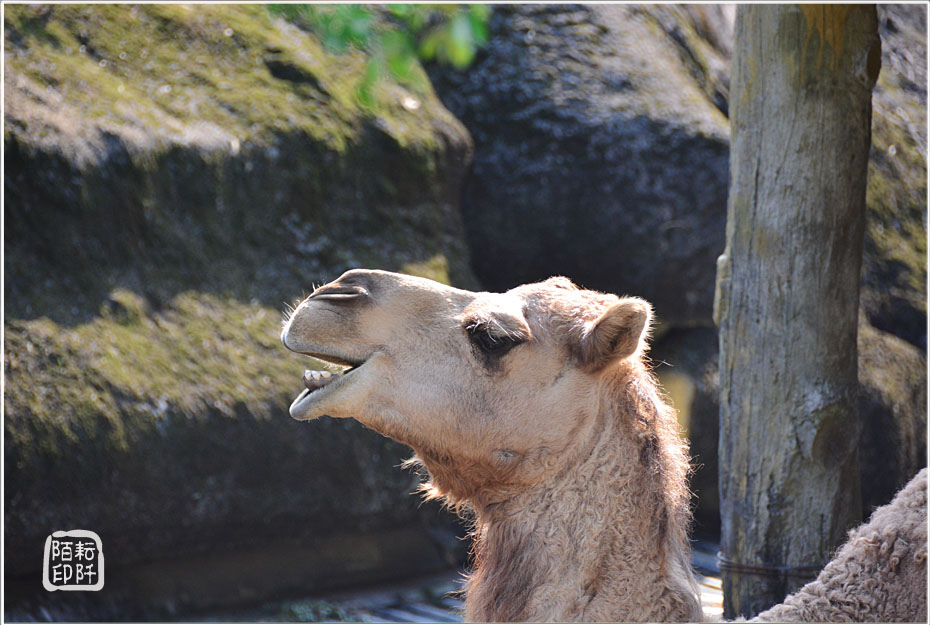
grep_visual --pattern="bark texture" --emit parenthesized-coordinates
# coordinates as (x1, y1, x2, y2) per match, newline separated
(715, 5, 880, 618)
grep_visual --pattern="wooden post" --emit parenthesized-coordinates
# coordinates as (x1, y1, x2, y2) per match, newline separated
(715, 5, 880, 619)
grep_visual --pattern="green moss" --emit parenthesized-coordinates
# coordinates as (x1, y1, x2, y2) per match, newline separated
(4, 5, 477, 320)
(400, 254, 451, 285)
(4, 291, 331, 460)
(866, 168, 927, 293)
(3, 3, 475, 460)
(3, 4, 446, 153)
(99, 288, 148, 325)
(864, 72, 927, 305)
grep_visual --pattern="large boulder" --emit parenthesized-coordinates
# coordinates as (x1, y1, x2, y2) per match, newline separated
(429, 4, 731, 327)
(4, 4, 472, 619)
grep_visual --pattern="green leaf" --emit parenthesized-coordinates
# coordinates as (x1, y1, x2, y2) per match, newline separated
(267, 3, 492, 108)
(383, 30, 417, 82)
(388, 4, 411, 18)
(356, 57, 380, 109)
(468, 4, 491, 21)
(446, 12, 475, 69)
(468, 8, 490, 46)
(381, 29, 414, 57)
(344, 6, 373, 47)
(418, 28, 443, 62)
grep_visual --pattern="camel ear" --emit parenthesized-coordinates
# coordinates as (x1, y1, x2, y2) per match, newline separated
(580, 298, 652, 367)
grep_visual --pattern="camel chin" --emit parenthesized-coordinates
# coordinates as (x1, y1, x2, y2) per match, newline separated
(288, 372, 338, 421)
(283, 345, 387, 423)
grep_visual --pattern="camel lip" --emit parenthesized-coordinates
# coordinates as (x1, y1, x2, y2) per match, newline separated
(289, 369, 350, 420)
(288, 353, 368, 421)
(280, 323, 363, 369)
(288, 349, 364, 370)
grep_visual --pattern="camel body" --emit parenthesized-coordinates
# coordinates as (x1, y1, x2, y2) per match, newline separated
(282, 269, 927, 622)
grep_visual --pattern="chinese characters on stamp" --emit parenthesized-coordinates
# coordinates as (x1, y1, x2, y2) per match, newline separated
(43, 530, 104, 591)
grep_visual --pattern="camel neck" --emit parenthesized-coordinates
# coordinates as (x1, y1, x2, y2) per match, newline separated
(465, 378, 702, 622)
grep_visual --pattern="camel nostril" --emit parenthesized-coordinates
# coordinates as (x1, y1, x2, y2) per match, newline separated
(308, 284, 370, 302)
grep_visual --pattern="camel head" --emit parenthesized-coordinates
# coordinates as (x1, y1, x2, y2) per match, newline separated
(281, 269, 652, 506)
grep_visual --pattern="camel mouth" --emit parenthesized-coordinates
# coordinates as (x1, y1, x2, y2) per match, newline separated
(288, 353, 366, 420)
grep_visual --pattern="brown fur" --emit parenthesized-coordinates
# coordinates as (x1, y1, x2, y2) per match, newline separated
(461, 361, 700, 622)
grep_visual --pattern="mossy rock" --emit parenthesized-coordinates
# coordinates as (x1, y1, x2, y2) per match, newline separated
(858, 321, 928, 513)
(861, 5, 927, 350)
(4, 4, 474, 618)
(5, 4, 478, 315)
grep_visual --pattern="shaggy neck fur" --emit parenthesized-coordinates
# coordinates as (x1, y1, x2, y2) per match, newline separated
(437, 362, 702, 623)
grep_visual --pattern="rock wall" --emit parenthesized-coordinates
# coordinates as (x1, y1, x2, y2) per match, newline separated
(862, 5, 928, 351)
(4, 4, 473, 618)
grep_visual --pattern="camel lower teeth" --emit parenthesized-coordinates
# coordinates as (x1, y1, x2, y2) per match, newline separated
(303, 369, 337, 392)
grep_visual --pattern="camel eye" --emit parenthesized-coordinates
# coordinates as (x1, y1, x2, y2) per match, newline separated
(465, 322, 520, 357)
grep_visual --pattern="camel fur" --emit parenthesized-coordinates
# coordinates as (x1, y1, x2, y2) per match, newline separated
(281, 269, 927, 622)
(752, 467, 927, 623)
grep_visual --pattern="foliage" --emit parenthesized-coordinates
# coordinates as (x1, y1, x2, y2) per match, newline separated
(269, 4, 490, 107)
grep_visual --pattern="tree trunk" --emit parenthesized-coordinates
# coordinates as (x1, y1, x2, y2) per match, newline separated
(714, 5, 880, 619)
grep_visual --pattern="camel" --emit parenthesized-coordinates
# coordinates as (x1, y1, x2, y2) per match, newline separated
(281, 269, 927, 622)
